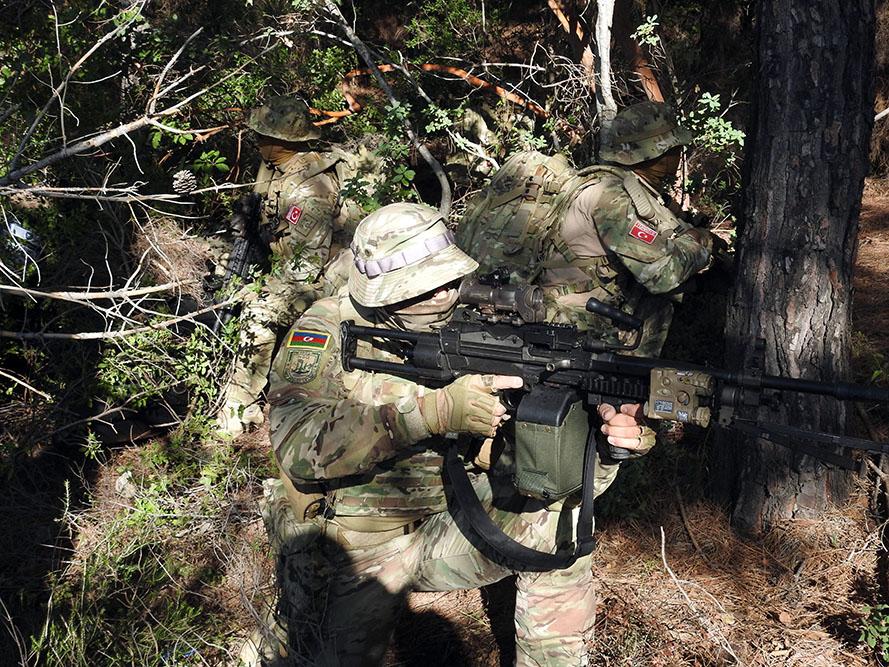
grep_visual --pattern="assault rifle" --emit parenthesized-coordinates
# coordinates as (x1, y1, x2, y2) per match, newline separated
(340, 277, 889, 570)
(211, 192, 267, 333)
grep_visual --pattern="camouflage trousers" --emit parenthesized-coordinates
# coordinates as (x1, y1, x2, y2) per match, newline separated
(258, 475, 595, 667)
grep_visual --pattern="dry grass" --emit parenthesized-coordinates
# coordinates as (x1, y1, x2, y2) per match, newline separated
(591, 494, 878, 666)
(131, 216, 220, 307)
(30, 425, 276, 666)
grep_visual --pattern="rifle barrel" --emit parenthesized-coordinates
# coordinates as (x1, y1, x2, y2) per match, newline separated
(760, 375, 889, 402)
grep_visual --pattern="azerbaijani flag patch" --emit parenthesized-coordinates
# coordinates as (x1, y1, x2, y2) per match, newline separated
(287, 330, 330, 350)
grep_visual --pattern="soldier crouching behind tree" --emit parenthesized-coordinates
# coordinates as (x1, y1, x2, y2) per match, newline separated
(243, 203, 657, 666)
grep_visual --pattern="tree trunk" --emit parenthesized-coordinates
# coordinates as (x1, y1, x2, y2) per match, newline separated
(712, 0, 875, 534)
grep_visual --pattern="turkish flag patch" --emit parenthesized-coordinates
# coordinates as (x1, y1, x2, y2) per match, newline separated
(285, 205, 303, 225)
(629, 221, 658, 244)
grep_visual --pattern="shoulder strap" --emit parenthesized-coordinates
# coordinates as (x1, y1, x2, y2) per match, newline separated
(443, 423, 598, 572)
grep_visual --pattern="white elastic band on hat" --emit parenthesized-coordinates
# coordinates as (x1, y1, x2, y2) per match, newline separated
(352, 230, 456, 278)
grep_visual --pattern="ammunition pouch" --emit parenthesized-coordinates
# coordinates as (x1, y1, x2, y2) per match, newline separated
(513, 385, 589, 501)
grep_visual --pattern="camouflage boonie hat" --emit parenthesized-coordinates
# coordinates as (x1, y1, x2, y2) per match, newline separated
(248, 95, 321, 142)
(600, 101, 693, 165)
(349, 203, 479, 308)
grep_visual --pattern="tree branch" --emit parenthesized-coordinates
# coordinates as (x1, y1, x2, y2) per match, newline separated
(0, 297, 237, 341)
(322, 0, 453, 217)
(0, 281, 190, 303)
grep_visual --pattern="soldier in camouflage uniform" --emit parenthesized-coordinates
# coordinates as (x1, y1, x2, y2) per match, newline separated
(251, 203, 656, 666)
(458, 101, 726, 356)
(217, 96, 364, 437)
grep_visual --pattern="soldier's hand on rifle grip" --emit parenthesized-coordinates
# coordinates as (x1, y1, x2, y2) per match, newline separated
(598, 403, 657, 461)
(420, 374, 523, 438)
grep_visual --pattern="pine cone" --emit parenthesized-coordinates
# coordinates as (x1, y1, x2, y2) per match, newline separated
(172, 169, 198, 194)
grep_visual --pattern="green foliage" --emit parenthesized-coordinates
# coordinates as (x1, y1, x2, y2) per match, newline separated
(97, 325, 227, 414)
(192, 149, 230, 175)
(681, 92, 746, 224)
(32, 420, 266, 665)
(632, 15, 662, 48)
(423, 104, 454, 134)
(307, 46, 356, 92)
(404, 0, 492, 57)
(686, 92, 746, 165)
(860, 604, 889, 663)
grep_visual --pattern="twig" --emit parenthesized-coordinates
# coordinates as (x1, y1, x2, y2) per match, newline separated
(149, 28, 203, 114)
(0, 38, 278, 188)
(322, 0, 452, 217)
(674, 486, 713, 566)
(0, 594, 28, 667)
(876, 107, 889, 123)
(0, 368, 52, 400)
(7, 1, 149, 174)
(659, 527, 741, 663)
(0, 296, 238, 341)
(0, 281, 190, 303)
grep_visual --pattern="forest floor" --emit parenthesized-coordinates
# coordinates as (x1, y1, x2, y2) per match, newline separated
(5, 191, 889, 666)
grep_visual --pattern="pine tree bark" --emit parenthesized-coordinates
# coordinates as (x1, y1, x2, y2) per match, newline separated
(713, 0, 875, 533)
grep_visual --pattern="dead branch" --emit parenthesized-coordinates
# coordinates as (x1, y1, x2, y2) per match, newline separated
(547, 0, 596, 90)
(0, 368, 52, 400)
(0, 296, 237, 341)
(0, 281, 190, 303)
(322, 0, 453, 217)
(7, 1, 150, 175)
(659, 527, 741, 663)
(0, 34, 277, 189)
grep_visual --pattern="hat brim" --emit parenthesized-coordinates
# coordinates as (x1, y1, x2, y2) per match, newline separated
(349, 244, 479, 308)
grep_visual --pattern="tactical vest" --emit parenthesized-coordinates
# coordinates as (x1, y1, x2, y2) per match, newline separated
(255, 150, 345, 258)
(456, 150, 655, 283)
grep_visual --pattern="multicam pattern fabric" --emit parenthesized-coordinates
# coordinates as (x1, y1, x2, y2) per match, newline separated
(538, 169, 712, 355)
(217, 144, 361, 434)
(457, 150, 712, 356)
(260, 456, 613, 666)
(347, 202, 478, 308)
(248, 95, 321, 143)
(599, 100, 693, 166)
(217, 257, 349, 430)
(268, 293, 448, 515)
(254, 150, 347, 278)
(261, 291, 623, 665)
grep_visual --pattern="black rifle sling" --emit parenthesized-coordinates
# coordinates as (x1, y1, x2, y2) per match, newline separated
(444, 427, 598, 572)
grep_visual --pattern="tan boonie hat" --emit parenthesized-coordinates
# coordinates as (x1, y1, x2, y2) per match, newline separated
(349, 203, 479, 307)
(600, 101, 693, 165)
(247, 95, 321, 142)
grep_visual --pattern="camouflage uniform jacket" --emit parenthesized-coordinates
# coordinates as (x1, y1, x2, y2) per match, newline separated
(542, 168, 711, 299)
(539, 167, 712, 330)
(268, 292, 449, 519)
(255, 147, 354, 282)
